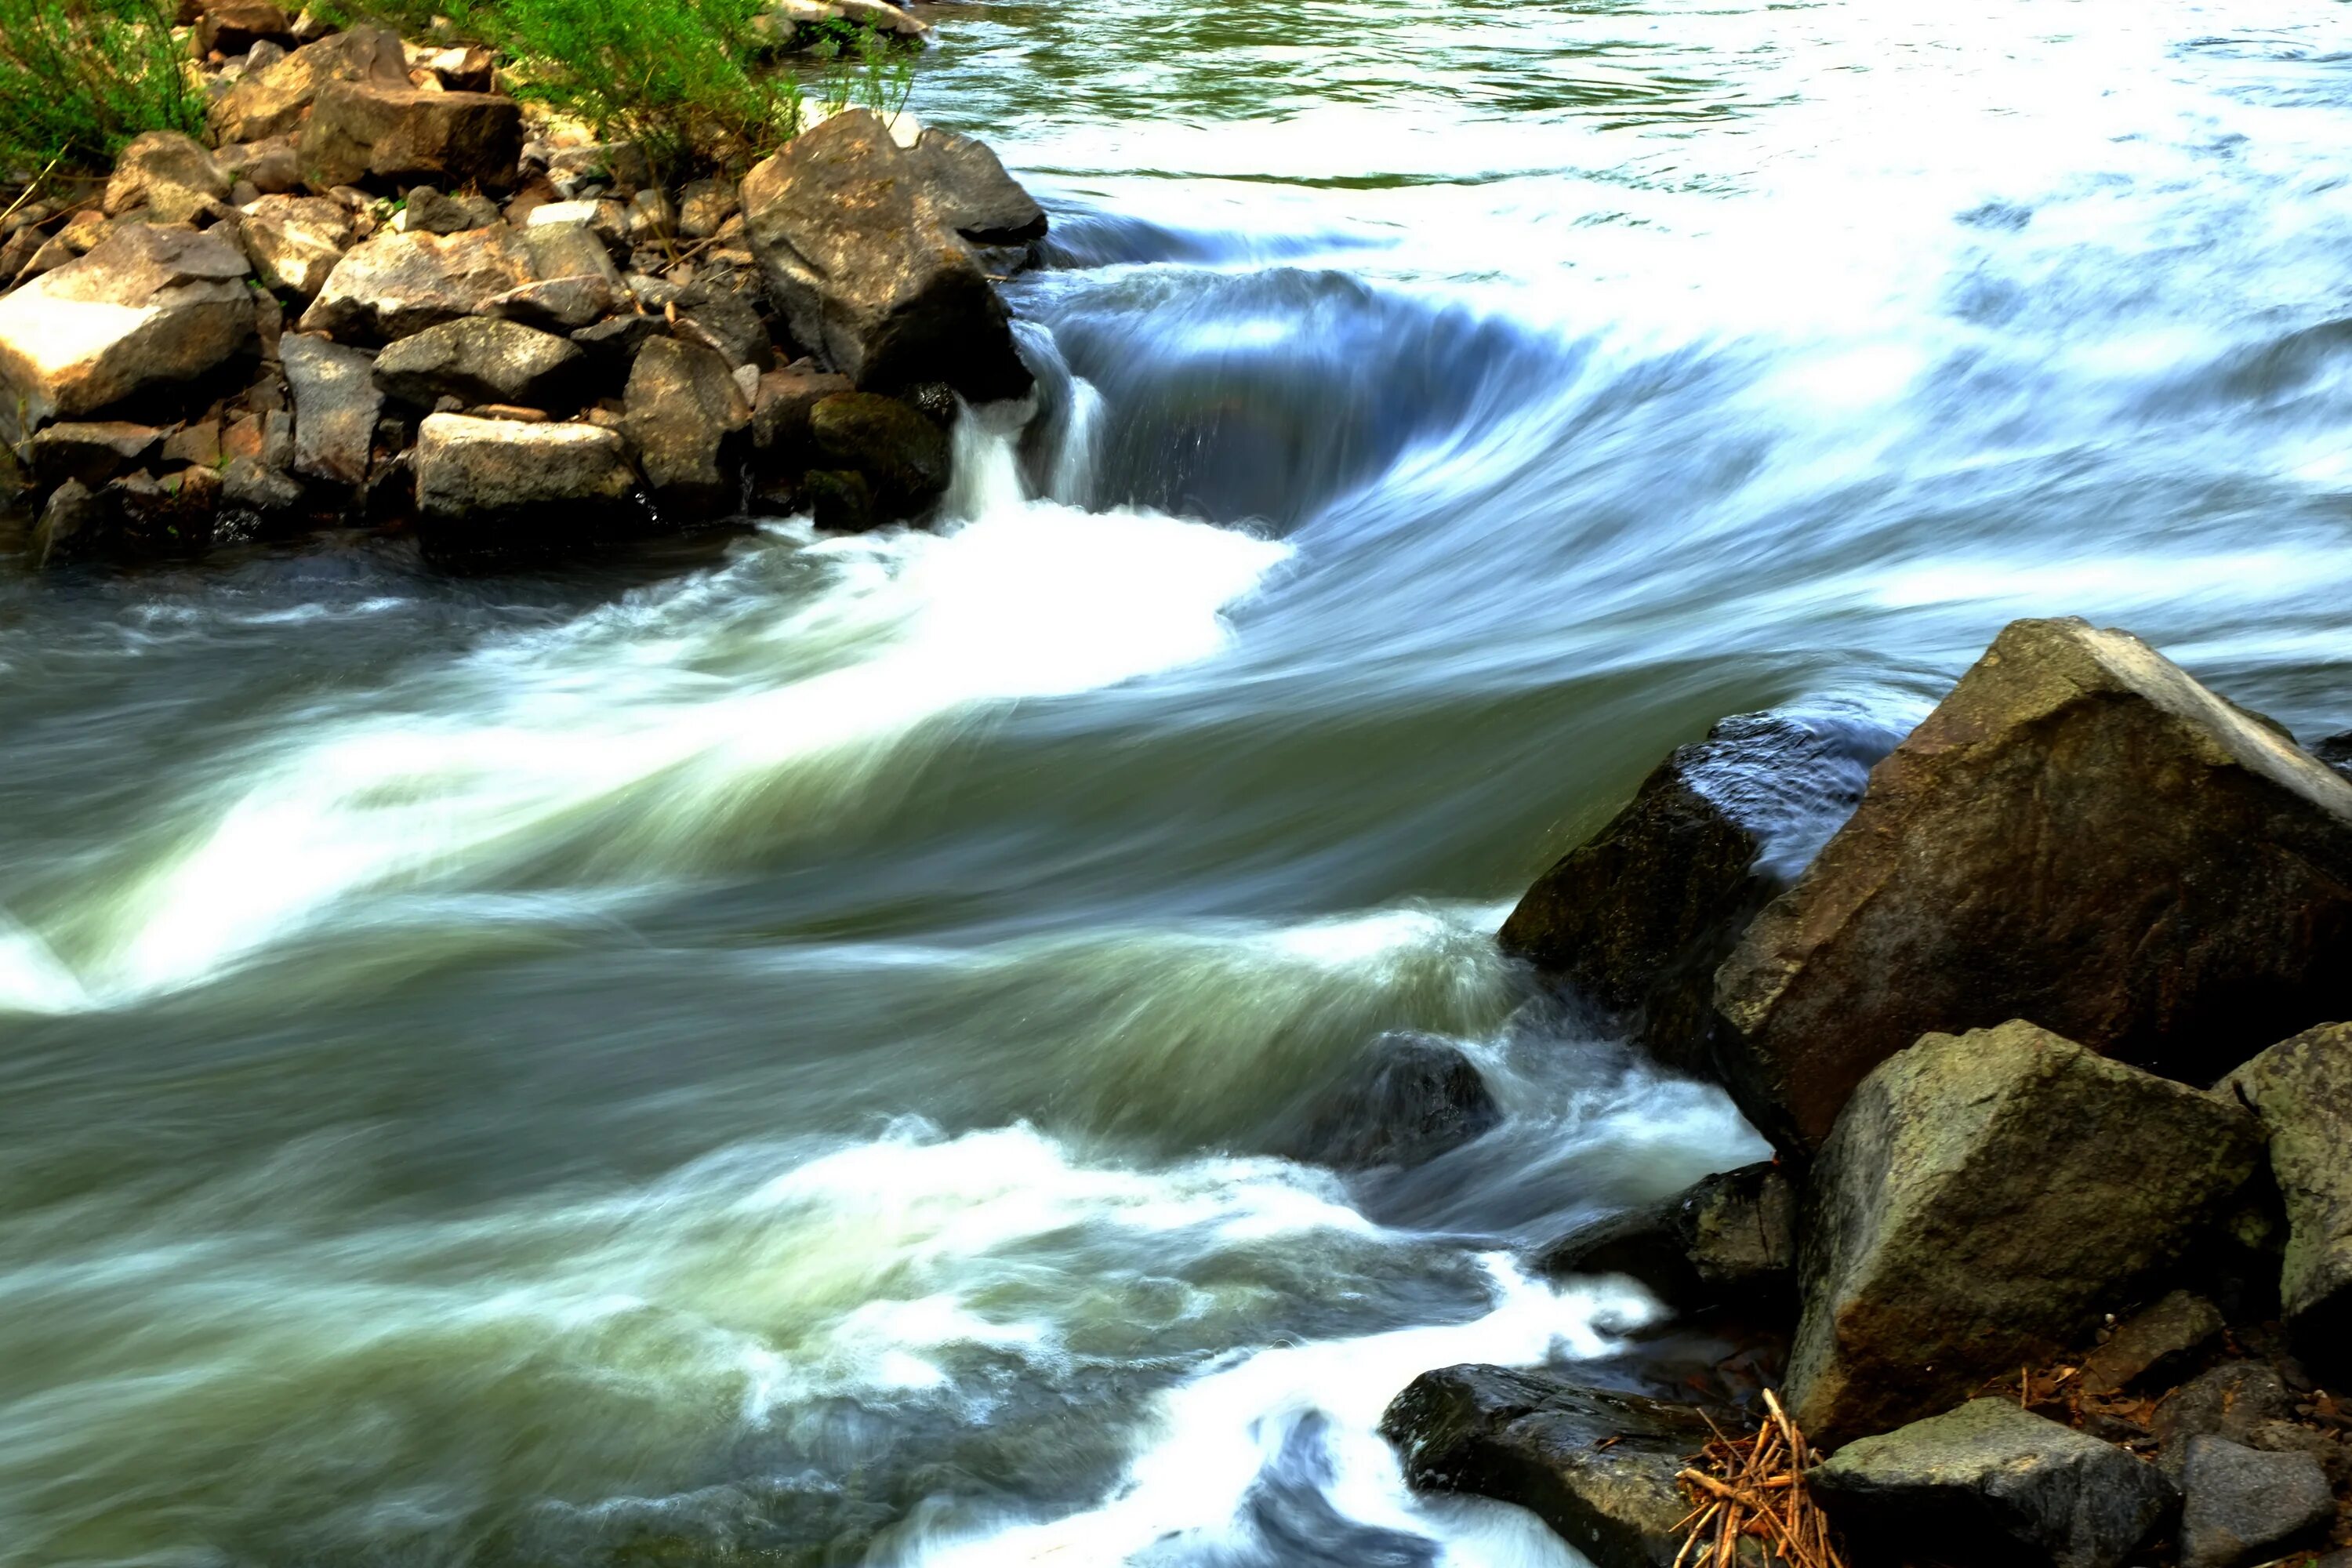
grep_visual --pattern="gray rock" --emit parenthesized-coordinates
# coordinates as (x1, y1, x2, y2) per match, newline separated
(103, 132, 232, 225)
(2223, 1023, 2352, 1362)
(2180, 1436, 2332, 1568)
(677, 177, 739, 241)
(400, 186, 501, 235)
(210, 25, 410, 144)
(220, 454, 305, 514)
(1379, 1363, 1711, 1568)
(906, 125, 1049, 248)
(622, 336, 749, 517)
(239, 193, 354, 298)
(279, 332, 382, 487)
(297, 225, 536, 343)
(299, 80, 522, 192)
(1280, 1033, 1501, 1172)
(1537, 1161, 1794, 1312)
(521, 220, 626, 290)
(412, 412, 642, 543)
(807, 390, 949, 521)
(196, 0, 292, 57)
(569, 312, 667, 388)
(2154, 1363, 2296, 1482)
(1715, 617, 2352, 1156)
(750, 362, 853, 458)
(372, 318, 584, 411)
(545, 140, 652, 196)
(1813, 1399, 2174, 1568)
(29, 479, 107, 568)
(482, 276, 622, 334)
(2078, 1291, 2227, 1397)
(27, 421, 165, 489)
(673, 279, 771, 371)
(740, 109, 1030, 399)
(1788, 1020, 2263, 1446)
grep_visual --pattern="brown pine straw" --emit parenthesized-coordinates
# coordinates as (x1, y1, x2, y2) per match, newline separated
(1672, 1389, 1849, 1568)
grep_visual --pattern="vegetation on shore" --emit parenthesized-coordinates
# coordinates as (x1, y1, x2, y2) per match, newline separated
(0, 0, 208, 176)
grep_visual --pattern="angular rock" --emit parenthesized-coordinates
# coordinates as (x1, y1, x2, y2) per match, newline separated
(482, 276, 620, 333)
(568, 312, 666, 389)
(239, 193, 354, 297)
(545, 141, 652, 196)
(0, 226, 255, 441)
(279, 332, 381, 486)
(808, 390, 949, 520)
(750, 362, 853, 456)
(197, 0, 292, 56)
(1813, 1399, 2173, 1568)
(677, 178, 738, 241)
(521, 220, 624, 289)
(299, 80, 522, 192)
(622, 336, 749, 516)
(2153, 1363, 2297, 1479)
(220, 135, 306, 197)
(797, 466, 872, 532)
(103, 132, 232, 225)
(297, 224, 535, 343)
(1537, 1162, 1795, 1312)
(371, 318, 584, 410)
(110, 465, 221, 551)
(412, 412, 642, 541)
(399, 185, 500, 234)
(2078, 1291, 2227, 1397)
(220, 453, 306, 514)
(1379, 1364, 1712, 1568)
(906, 126, 1049, 247)
(1499, 707, 1893, 1079)
(27, 421, 166, 489)
(2179, 1437, 2332, 1568)
(527, 198, 628, 252)
(1787, 1021, 2262, 1446)
(673, 279, 771, 371)
(30, 477, 111, 567)
(1279, 1033, 1501, 1172)
(2223, 1023, 2352, 1359)
(211, 24, 411, 144)
(1715, 617, 2352, 1155)
(625, 188, 676, 245)
(416, 44, 493, 93)
(741, 109, 1030, 399)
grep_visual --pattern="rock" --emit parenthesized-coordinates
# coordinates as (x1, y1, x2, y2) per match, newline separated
(807, 390, 950, 520)
(2079, 1292, 2227, 1397)
(2223, 1023, 2352, 1360)
(296, 224, 535, 343)
(545, 141, 652, 196)
(741, 109, 1031, 399)
(1378, 1363, 1712, 1568)
(905, 126, 1048, 247)
(399, 186, 500, 234)
(482, 276, 620, 333)
(1537, 1162, 1795, 1312)
(299, 80, 523, 191)
(622, 336, 749, 516)
(197, 0, 292, 55)
(1714, 617, 2352, 1155)
(111, 465, 222, 550)
(27, 422, 166, 489)
(1499, 707, 1893, 1079)
(527, 198, 629, 254)
(626, 189, 676, 245)
(2153, 1363, 2297, 1479)
(750, 362, 853, 456)
(797, 466, 873, 532)
(220, 136, 306, 196)
(0, 226, 256, 441)
(239, 193, 354, 297)
(2179, 1437, 2332, 1568)
(162, 418, 222, 470)
(412, 411, 642, 543)
(1787, 1020, 2263, 1447)
(371, 318, 584, 410)
(103, 132, 232, 224)
(29, 479, 107, 567)
(210, 24, 410, 144)
(1813, 1399, 2172, 1568)
(1279, 1033, 1501, 1172)
(278, 332, 381, 486)
(2311, 731, 2352, 779)
(569, 312, 667, 388)
(416, 44, 493, 92)
(521, 220, 625, 289)
(677, 178, 738, 240)
(219, 453, 305, 514)
(673, 279, 771, 370)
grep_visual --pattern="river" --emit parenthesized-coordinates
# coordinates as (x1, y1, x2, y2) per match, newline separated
(4, 0, 2352, 1562)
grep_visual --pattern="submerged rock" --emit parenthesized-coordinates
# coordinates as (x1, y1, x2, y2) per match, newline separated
(1380, 1363, 1711, 1568)
(1537, 1161, 1794, 1313)
(2179, 1437, 2332, 1568)
(2222, 1022, 2352, 1363)
(1280, 1033, 1501, 1172)
(1787, 1020, 2261, 1447)
(1715, 617, 2352, 1155)
(1812, 1399, 2173, 1568)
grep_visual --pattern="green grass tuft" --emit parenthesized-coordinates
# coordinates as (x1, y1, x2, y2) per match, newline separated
(0, 0, 206, 182)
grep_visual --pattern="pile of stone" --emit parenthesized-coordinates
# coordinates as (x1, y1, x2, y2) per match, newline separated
(1370, 618, 2352, 1568)
(0, 2, 1046, 566)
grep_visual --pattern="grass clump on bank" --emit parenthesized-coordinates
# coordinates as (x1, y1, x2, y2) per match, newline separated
(0, 0, 205, 180)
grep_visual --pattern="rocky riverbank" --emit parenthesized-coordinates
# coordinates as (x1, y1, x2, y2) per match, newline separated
(0, 1, 1044, 567)
(1352, 617, 2352, 1567)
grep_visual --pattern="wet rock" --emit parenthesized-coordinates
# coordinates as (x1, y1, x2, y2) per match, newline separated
(299, 80, 523, 192)
(27, 421, 167, 489)
(297, 224, 535, 343)
(1280, 1033, 1501, 1173)
(741, 109, 1030, 400)
(622, 336, 750, 517)
(211, 24, 411, 144)
(399, 185, 500, 234)
(103, 132, 233, 224)
(2313, 731, 2352, 779)
(1499, 708, 1891, 1079)
(197, 0, 292, 56)
(2223, 1023, 2352, 1363)
(1537, 1162, 1794, 1312)
(29, 478, 107, 568)
(808, 390, 949, 520)
(0, 226, 256, 441)
(1813, 1399, 2173, 1568)
(372, 318, 584, 411)
(279, 332, 382, 487)
(677, 178, 739, 241)
(111, 465, 222, 551)
(905, 126, 1049, 248)
(239, 193, 354, 297)
(750, 362, 854, 458)
(2179, 1437, 2332, 1568)
(412, 411, 642, 543)
(2078, 1292, 2227, 1397)
(1714, 617, 2352, 1155)
(1787, 1020, 2262, 1447)
(797, 466, 873, 532)
(1379, 1363, 1712, 1568)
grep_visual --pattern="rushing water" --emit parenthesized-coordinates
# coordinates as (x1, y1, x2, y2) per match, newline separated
(8, 0, 2352, 1562)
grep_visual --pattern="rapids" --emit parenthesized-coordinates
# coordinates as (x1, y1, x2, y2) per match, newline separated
(6, 0, 2352, 1562)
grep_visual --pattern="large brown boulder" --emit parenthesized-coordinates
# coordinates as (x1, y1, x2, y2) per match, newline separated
(299, 80, 522, 192)
(103, 132, 232, 225)
(0, 226, 255, 441)
(210, 25, 411, 145)
(622, 336, 750, 517)
(1713, 617, 2352, 1155)
(1788, 1021, 2262, 1446)
(297, 225, 536, 343)
(1498, 708, 1890, 1078)
(741, 109, 1031, 400)
(2221, 1023, 2352, 1363)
